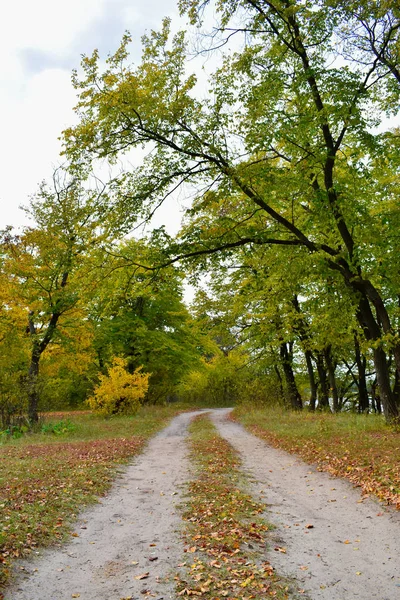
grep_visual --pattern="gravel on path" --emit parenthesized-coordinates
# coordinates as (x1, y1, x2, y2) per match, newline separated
(6, 410, 207, 600)
(210, 408, 400, 600)
(6, 408, 400, 600)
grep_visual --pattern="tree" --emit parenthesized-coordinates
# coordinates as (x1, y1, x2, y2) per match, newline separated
(1, 172, 108, 421)
(62, 1, 400, 420)
(88, 235, 206, 403)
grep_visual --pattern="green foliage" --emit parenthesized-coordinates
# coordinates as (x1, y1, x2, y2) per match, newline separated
(87, 357, 150, 416)
(60, 0, 400, 420)
(40, 419, 76, 435)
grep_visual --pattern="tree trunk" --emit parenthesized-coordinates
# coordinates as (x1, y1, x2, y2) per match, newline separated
(325, 345, 339, 413)
(305, 349, 317, 411)
(28, 350, 40, 423)
(373, 345, 398, 421)
(315, 351, 330, 410)
(357, 296, 398, 421)
(274, 365, 285, 403)
(279, 342, 302, 410)
(354, 335, 369, 412)
(26, 299, 65, 423)
(393, 368, 400, 409)
(371, 379, 382, 414)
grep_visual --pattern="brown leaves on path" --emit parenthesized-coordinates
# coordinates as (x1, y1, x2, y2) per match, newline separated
(231, 410, 400, 510)
(176, 415, 290, 599)
(0, 436, 145, 592)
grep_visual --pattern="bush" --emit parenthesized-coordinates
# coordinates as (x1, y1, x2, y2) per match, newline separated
(87, 357, 150, 416)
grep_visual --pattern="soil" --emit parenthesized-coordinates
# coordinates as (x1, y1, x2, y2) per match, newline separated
(5, 408, 400, 600)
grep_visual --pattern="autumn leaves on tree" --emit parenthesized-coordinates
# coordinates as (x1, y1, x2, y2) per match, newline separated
(1, 1, 400, 423)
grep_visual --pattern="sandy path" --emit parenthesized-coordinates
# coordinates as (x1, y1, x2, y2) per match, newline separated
(210, 409, 400, 600)
(6, 408, 400, 600)
(6, 410, 206, 600)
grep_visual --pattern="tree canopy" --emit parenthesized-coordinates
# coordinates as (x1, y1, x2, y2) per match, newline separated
(1, 0, 399, 425)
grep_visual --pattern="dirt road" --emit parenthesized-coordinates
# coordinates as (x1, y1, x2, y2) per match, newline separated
(6, 409, 400, 600)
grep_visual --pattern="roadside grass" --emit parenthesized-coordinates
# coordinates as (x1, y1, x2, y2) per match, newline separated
(0, 405, 179, 593)
(232, 406, 400, 510)
(176, 414, 294, 599)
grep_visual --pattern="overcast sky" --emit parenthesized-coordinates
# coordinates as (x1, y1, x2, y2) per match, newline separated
(0, 0, 188, 232)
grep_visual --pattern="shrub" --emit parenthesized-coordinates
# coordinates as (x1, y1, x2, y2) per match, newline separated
(87, 357, 150, 416)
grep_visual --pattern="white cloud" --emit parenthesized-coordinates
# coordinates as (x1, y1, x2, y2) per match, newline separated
(0, 0, 184, 231)
(0, 0, 105, 57)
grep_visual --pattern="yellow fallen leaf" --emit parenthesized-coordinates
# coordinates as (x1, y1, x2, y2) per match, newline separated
(72, 595, 80, 598)
(356, 571, 362, 576)
(134, 572, 149, 580)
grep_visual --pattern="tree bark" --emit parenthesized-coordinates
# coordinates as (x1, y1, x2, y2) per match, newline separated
(27, 349, 40, 423)
(274, 364, 285, 403)
(357, 295, 398, 421)
(371, 379, 382, 414)
(315, 351, 330, 410)
(324, 345, 339, 413)
(26, 271, 67, 422)
(305, 349, 317, 411)
(354, 335, 369, 412)
(279, 342, 303, 410)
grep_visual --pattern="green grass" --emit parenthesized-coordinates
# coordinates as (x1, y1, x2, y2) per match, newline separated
(233, 406, 400, 509)
(0, 405, 180, 593)
(176, 414, 293, 599)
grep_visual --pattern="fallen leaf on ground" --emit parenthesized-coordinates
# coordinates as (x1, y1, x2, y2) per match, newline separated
(134, 572, 150, 580)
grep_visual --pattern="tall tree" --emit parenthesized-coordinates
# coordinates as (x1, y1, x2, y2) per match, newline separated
(63, 1, 400, 420)
(1, 173, 108, 421)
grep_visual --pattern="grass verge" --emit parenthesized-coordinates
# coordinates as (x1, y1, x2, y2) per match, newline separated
(232, 406, 400, 510)
(176, 414, 293, 599)
(0, 405, 179, 594)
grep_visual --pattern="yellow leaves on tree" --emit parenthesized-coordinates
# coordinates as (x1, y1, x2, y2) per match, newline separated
(87, 357, 149, 416)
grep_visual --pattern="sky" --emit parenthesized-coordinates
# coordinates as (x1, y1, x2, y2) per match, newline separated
(0, 0, 187, 232)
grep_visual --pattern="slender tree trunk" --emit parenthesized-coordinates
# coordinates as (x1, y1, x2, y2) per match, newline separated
(279, 342, 302, 410)
(28, 350, 40, 423)
(325, 345, 339, 413)
(305, 349, 317, 411)
(354, 335, 369, 412)
(315, 351, 330, 410)
(371, 379, 382, 414)
(393, 369, 400, 409)
(357, 296, 398, 421)
(274, 365, 285, 403)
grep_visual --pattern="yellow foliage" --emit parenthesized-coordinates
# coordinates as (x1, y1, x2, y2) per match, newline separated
(87, 357, 150, 416)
